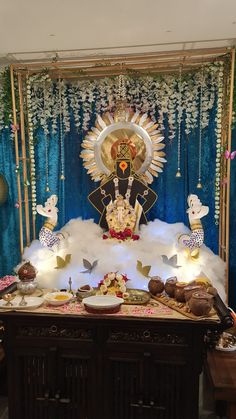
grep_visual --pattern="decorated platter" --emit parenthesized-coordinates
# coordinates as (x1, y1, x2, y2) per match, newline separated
(123, 289, 150, 305)
(0, 296, 44, 310)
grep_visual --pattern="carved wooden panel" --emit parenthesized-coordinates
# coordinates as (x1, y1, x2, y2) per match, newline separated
(16, 325, 93, 340)
(108, 328, 186, 345)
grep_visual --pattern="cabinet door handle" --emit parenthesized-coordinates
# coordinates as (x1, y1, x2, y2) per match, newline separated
(130, 400, 143, 408)
(36, 390, 49, 401)
(59, 398, 71, 404)
(143, 352, 151, 357)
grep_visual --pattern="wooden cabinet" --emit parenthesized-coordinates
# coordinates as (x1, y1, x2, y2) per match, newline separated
(1, 312, 219, 419)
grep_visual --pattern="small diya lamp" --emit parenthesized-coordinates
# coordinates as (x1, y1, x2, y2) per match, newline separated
(2, 293, 15, 306)
(76, 285, 94, 299)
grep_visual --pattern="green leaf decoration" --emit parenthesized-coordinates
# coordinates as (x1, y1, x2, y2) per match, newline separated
(136, 260, 151, 278)
(81, 259, 98, 274)
(54, 254, 71, 269)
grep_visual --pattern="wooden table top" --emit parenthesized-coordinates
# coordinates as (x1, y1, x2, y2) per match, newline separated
(206, 350, 236, 402)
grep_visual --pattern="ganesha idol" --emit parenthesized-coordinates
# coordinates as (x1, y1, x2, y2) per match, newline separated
(104, 194, 139, 241)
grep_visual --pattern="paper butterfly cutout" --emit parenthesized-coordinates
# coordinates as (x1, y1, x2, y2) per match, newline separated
(136, 260, 151, 278)
(54, 254, 71, 269)
(225, 150, 236, 160)
(80, 259, 98, 274)
(161, 254, 182, 269)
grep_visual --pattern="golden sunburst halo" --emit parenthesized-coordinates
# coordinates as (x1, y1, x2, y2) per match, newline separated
(80, 109, 167, 184)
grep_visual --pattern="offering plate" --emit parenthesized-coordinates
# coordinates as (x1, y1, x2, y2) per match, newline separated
(0, 296, 44, 310)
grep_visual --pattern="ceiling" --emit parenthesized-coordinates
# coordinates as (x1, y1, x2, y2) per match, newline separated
(0, 0, 236, 64)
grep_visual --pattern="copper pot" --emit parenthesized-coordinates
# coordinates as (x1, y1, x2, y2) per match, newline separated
(184, 284, 203, 302)
(164, 277, 177, 298)
(148, 277, 164, 295)
(188, 291, 214, 316)
(174, 282, 188, 302)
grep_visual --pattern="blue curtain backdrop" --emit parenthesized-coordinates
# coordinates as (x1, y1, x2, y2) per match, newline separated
(0, 101, 235, 308)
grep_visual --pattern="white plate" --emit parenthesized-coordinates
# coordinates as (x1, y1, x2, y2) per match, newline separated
(83, 295, 124, 310)
(0, 296, 44, 310)
(215, 346, 236, 352)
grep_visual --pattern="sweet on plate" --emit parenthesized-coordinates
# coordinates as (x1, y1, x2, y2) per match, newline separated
(44, 291, 73, 306)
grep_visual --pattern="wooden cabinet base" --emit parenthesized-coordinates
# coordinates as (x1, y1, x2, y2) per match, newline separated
(0, 312, 219, 419)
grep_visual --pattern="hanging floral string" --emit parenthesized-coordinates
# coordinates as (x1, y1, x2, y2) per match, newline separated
(176, 65, 183, 177)
(214, 62, 224, 225)
(26, 75, 37, 216)
(197, 66, 204, 189)
(58, 78, 65, 181)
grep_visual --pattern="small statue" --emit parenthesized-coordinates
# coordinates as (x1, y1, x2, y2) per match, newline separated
(36, 195, 64, 250)
(178, 194, 209, 258)
(106, 194, 136, 233)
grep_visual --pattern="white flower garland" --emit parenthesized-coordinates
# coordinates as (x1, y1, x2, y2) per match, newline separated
(26, 76, 37, 216)
(0, 63, 226, 225)
(214, 62, 224, 225)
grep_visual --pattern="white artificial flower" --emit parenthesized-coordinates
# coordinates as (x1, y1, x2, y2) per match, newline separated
(104, 278, 111, 286)
(119, 285, 126, 293)
(100, 284, 107, 294)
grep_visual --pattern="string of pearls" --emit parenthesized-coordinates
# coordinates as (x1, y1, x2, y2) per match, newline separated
(214, 62, 224, 225)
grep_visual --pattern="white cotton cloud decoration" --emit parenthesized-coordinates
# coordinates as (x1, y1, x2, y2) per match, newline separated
(23, 218, 226, 302)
